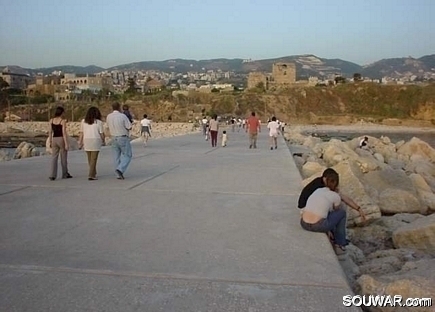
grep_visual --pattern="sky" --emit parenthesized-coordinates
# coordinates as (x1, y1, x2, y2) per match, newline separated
(1, 0, 434, 68)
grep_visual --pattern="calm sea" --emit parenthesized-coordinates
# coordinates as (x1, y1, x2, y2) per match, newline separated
(313, 131, 435, 148)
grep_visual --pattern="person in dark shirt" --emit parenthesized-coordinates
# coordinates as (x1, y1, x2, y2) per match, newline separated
(298, 168, 366, 219)
(122, 104, 134, 123)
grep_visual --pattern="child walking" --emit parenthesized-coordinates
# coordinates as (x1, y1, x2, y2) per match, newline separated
(221, 130, 228, 147)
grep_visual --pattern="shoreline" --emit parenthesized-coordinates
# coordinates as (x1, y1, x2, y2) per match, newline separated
(289, 123, 435, 134)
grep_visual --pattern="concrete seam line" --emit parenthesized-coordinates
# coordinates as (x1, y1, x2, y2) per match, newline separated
(0, 186, 31, 197)
(128, 165, 180, 190)
(204, 147, 219, 154)
(0, 264, 349, 290)
(132, 152, 156, 160)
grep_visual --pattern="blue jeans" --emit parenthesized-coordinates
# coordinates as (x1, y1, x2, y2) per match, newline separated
(111, 136, 132, 174)
(300, 208, 347, 246)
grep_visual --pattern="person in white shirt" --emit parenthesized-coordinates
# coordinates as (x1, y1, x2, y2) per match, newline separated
(221, 130, 228, 147)
(267, 116, 281, 150)
(140, 114, 152, 146)
(78, 107, 105, 180)
(201, 116, 208, 137)
(106, 102, 132, 180)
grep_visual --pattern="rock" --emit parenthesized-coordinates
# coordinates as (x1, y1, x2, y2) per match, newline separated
(386, 158, 406, 170)
(379, 188, 422, 214)
(357, 259, 435, 312)
(373, 153, 385, 163)
(392, 214, 435, 255)
(395, 140, 405, 150)
(302, 136, 322, 149)
(405, 159, 435, 193)
(346, 243, 366, 265)
(397, 137, 435, 163)
(409, 173, 435, 213)
(363, 168, 416, 195)
(348, 224, 393, 255)
(322, 139, 359, 166)
(332, 162, 382, 226)
(13, 142, 39, 159)
(366, 248, 430, 263)
(301, 161, 325, 179)
(0, 149, 11, 161)
(293, 155, 305, 168)
(359, 255, 403, 275)
(379, 214, 426, 233)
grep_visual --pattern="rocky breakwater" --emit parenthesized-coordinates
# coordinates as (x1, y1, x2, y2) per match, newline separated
(285, 127, 435, 312)
(0, 121, 200, 161)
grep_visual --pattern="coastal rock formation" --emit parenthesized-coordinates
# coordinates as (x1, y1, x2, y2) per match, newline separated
(392, 214, 435, 255)
(357, 259, 435, 312)
(379, 189, 422, 214)
(0, 149, 11, 161)
(332, 162, 382, 226)
(409, 173, 435, 213)
(301, 161, 325, 179)
(13, 142, 40, 159)
(397, 137, 435, 163)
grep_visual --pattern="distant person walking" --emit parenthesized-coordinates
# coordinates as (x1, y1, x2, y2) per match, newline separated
(221, 130, 228, 147)
(201, 116, 209, 139)
(107, 102, 132, 179)
(122, 104, 134, 123)
(48, 106, 72, 180)
(140, 114, 152, 146)
(267, 116, 281, 150)
(78, 107, 105, 181)
(208, 114, 219, 147)
(246, 111, 261, 149)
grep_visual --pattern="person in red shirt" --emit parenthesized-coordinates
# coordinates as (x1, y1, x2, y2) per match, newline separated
(246, 111, 261, 149)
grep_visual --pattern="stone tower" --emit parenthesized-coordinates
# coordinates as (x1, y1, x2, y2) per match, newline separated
(272, 63, 296, 84)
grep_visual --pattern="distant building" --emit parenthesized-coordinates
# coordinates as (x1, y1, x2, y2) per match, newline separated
(60, 73, 113, 93)
(1, 67, 33, 90)
(246, 62, 296, 90)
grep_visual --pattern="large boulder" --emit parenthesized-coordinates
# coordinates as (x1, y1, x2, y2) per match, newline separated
(392, 214, 435, 255)
(405, 159, 435, 193)
(409, 173, 435, 213)
(357, 259, 435, 312)
(379, 188, 422, 214)
(332, 162, 382, 226)
(301, 161, 325, 179)
(359, 255, 403, 275)
(397, 137, 435, 163)
(362, 168, 423, 214)
(348, 224, 393, 255)
(13, 142, 40, 159)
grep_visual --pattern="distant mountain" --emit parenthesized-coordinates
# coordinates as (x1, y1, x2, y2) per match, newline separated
(361, 54, 435, 79)
(0, 65, 104, 76)
(2, 54, 434, 79)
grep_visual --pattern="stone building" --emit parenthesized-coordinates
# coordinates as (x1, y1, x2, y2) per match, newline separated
(247, 62, 296, 90)
(270, 63, 296, 85)
(247, 72, 268, 89)
(60, 73, 113, 93)
(1, 67, 33, 90)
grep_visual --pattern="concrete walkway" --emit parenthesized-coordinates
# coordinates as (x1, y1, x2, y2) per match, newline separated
(0, 127, 359, 312)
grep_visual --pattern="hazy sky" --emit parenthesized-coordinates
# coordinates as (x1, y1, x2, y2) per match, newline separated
(1, 0, 434, 68)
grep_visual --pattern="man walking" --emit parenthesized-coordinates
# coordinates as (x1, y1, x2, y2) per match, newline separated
(106, 102, 132, 179)
(246, 111, 261, 149)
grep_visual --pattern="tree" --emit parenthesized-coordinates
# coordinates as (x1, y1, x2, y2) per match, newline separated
(334, 76, 346, 84)
(0, 77, 9, 90)
(353, 73, 362, 82)
(125, 78, 136, 94)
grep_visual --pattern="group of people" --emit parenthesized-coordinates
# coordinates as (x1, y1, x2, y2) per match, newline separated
(48, 102, 152, 181)
(200, 112, 285, 150)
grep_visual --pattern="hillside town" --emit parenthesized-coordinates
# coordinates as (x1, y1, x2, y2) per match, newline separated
(1, 57, 434, 103)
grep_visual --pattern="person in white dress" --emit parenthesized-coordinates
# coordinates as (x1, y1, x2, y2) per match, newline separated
(78, 107, 105, 180)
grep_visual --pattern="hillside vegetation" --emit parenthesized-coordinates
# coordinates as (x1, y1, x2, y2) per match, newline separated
(3, 83, 435, 126)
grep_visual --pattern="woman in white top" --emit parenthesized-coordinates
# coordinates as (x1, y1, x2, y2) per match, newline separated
(140, 114, 152, 146)
(78, 107, 105, 180)
(267, 116, 281, 150)
(300, 170, 348, 254)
